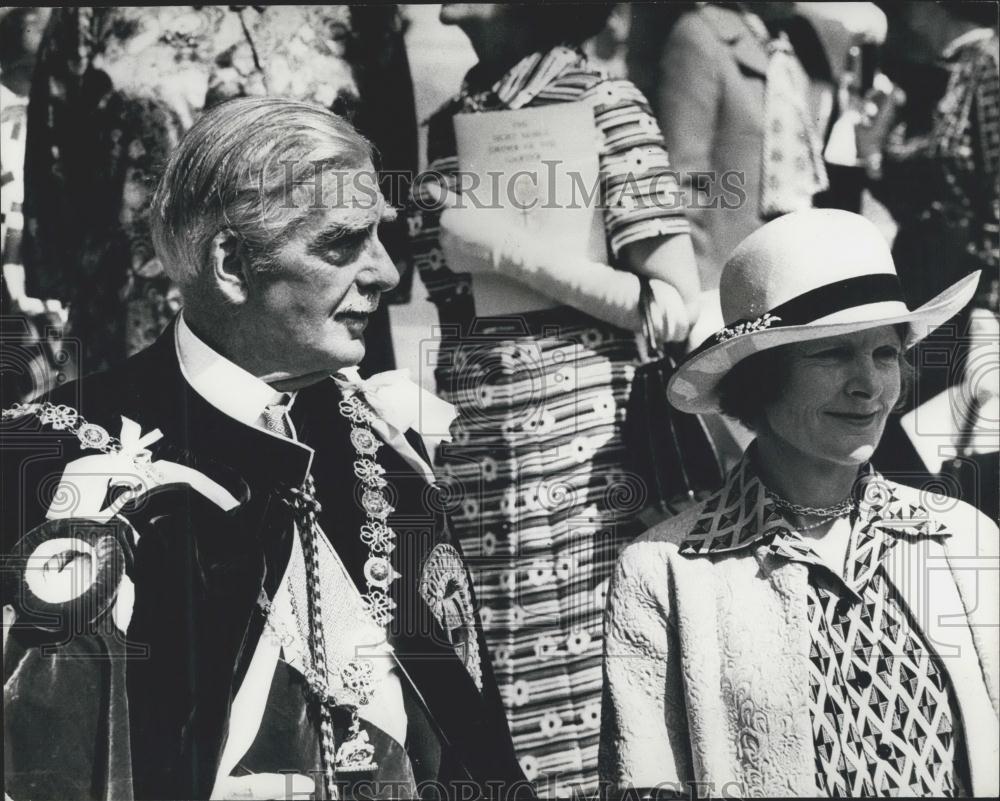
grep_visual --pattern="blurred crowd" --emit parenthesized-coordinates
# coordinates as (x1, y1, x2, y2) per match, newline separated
(0, 3, 997, 795)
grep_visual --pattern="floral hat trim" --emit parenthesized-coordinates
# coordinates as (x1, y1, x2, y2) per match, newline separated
(688, 273, 905, 360)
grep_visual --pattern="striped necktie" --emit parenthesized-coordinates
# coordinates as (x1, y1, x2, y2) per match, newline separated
(261, 396, 293, 439)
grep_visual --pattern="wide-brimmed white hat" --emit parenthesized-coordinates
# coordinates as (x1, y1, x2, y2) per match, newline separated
(668, 209, 980, 414)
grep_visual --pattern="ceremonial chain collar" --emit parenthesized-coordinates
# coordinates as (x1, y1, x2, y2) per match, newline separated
(2, 402, 162, 482)
(262, 388, 400, 636)
(338, 390, 401, 628)
(6, 401, 123, 452)
(259, 388, 401, 784)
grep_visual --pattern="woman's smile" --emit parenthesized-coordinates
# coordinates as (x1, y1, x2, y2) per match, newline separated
(825, 409, 881, 429)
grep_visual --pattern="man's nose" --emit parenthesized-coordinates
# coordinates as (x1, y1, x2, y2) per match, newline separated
(359, 235, 400, 293)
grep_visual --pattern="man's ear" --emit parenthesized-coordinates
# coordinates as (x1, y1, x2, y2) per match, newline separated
(210, 230, 250, 304)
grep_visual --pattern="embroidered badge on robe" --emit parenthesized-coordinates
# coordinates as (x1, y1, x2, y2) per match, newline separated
(4, 517, 133, 632)
(418, 543, 482, 691)
(3, 404, 243, 635)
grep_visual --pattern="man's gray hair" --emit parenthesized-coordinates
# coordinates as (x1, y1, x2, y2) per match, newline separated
(150, 96, 373, 294)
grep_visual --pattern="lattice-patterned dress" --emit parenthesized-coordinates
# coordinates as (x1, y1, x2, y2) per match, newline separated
(408, 45, 689, 793)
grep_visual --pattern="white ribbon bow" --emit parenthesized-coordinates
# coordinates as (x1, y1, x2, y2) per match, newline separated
(333, 368, 457, 485)
(47, 416, 240, 523)
(334, 367, 457, 436)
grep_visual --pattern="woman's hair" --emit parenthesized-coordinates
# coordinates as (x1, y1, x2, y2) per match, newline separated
(150, 96, 373, 296)
(717, 325, 915, 430)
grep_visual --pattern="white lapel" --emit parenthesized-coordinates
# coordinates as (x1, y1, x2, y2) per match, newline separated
(754, 553, 823, 796)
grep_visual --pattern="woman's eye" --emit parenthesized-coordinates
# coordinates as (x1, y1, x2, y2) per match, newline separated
(810, 348, 846, 359)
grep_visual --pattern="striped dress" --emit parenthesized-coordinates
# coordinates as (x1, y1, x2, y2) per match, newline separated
(409, 46, 689, 794)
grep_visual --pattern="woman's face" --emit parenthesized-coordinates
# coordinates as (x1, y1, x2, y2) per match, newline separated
(759, 326, 904, 469)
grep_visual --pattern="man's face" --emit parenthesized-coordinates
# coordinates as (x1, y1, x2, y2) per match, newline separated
(243, 167, 398, 387)
(760, 326, 903, 469)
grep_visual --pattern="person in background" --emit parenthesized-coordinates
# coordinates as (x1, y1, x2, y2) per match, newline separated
(601, 209, 996, 798)
(657, 3, 831, 336)
(856, 1, 998, 512)
(409, 3, 699, 793)
(21, 6, 416, 379)
(625, 3, 694, 111)
(654, 2, 887, 469)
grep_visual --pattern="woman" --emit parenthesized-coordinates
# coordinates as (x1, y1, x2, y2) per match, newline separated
(409, 3, 699, 792)
(600, 209, 998, 797)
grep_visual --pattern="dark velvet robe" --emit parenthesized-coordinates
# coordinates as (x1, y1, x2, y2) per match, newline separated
(1, 321, 527, 800)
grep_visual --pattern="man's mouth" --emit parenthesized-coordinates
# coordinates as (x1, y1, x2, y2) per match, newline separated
(335, 310, 372, 333)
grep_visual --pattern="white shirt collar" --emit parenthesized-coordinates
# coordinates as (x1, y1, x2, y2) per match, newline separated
(175, 313, 286, 427)
(174, 314, 442, 481)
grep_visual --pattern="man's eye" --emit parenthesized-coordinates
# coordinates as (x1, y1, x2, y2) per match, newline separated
(324, 232, 368, 262)
(876, 346, 900, 360)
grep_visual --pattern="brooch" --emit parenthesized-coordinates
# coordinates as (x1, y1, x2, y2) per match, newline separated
(715, 312, 782, 342)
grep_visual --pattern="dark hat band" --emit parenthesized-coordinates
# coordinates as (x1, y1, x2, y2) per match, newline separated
(688, 274, 906, 360)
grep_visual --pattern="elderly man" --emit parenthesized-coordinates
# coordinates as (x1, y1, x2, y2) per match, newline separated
(1, 98, 526, 801)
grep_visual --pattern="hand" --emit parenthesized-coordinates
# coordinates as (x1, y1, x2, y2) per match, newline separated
(210, 772, 316, 800)
(649, 279, 693, 345)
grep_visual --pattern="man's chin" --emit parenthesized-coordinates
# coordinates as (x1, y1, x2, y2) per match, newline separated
(269, 371, 337, 392)
(268, 353, 366, 392)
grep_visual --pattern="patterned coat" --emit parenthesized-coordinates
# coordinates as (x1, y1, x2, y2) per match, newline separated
(600, 452, 999, 797)
(407, 45, 691, 794)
